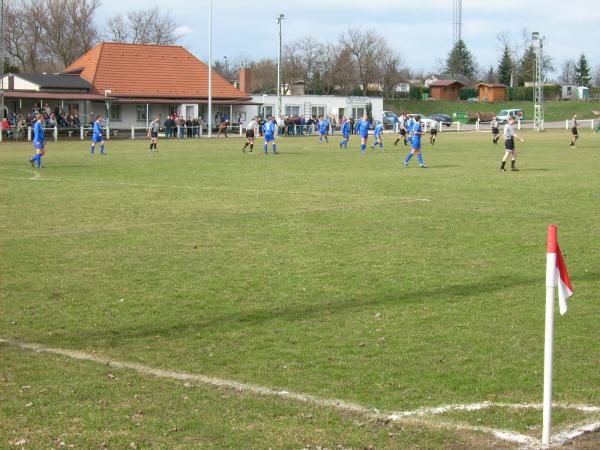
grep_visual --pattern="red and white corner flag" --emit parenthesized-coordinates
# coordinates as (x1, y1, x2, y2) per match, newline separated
(546, 224, 574, 315)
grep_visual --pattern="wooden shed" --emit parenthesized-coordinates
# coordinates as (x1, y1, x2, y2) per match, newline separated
(476, 83, 507, 102)
(429, 80, 466, 101)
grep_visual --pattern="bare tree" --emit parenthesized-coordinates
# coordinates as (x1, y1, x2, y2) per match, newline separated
(378, 48, 406, 97)
(559, 60, 577, 84)
(283, 36, 328, 93)
(106, 8, 182, 45)
(594, 65, 600, 88)
(340, 28, 385, 95)
(250, 58, 277, 94)
(4, 0, 46, 71)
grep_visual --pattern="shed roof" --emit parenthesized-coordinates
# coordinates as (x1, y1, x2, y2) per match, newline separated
(476, 83, 507, 88)
(10, 73, 91, 90)
(430, 80, 466, 87)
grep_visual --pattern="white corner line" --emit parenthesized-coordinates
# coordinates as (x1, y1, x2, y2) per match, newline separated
(1, 337, 598, 448)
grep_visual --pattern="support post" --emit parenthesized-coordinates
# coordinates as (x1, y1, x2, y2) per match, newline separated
(53, 125, 58, 141)
(28, 126, 32, 141)
(131, 126, 135, 140)
(80, 126, 84, 140)
(106, 126, 110, 140)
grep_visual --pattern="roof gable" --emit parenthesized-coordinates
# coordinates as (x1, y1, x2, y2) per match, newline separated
(65, 43, 248, 100)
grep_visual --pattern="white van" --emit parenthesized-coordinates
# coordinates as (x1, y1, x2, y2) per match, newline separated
(495, 109, 524, 124)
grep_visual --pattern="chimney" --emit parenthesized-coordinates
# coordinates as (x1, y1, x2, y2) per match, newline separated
(239, 68, 252, 95)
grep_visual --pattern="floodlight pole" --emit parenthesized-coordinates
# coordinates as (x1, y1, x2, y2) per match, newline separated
(276, 14, 285, 119)
(208, 0, 213, 138)
(533, 32, 545, 132)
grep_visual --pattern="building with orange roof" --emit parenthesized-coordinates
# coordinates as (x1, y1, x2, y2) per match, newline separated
(2, 42, 255, 133)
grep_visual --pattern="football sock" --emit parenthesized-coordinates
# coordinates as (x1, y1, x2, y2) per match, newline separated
(501, 161, 506, 170)
(404, 153, 413, 163)
(264, 144, 268, 153)
(511, 160, 516, 169)
(35, 154, 42, 167)
(394, 138, 400, 145)
(250, 144, 253, 151)
(379, 143, 384, 149)
(272, 144, 277, 153)
(360, 144, 366, 152)
(417, 154, 424, 165)
(100, 144, 105, 154)
(90, 145, 94, 154)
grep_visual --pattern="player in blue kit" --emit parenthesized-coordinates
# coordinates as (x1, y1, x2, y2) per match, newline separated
(263, 117, 278, 154)
(29, 114, 46, 168)
(339, 118, 350, 148)
(318, 116, 329, 143)
(356, 114, 371, 154)
(371, 122, 384, 151)
(90, 114, 106, 155)
(403, 115, 427, 168)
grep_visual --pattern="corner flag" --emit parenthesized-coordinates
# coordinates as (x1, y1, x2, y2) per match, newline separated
(546, 224, 574, 315)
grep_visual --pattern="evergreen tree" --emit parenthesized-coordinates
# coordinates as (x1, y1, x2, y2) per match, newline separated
(445, 39, 476, 79)
(574, 54, 591, 87)
(518, 45, 536, 85)
(497, 45, 513, 86)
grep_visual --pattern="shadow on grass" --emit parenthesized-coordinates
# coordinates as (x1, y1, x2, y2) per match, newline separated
(55, 274, 546, 344)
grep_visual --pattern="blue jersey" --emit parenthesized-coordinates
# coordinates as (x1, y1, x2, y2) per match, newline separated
(341, 121, 350, 136)
(374, 124, 384, 137)
(263, 121, 276, 136)
(357, 120, 371, 137)
(319, 120, 329, 134)
(93, 120, 102, 137)
(412, 123, 422, 144)
(407, 118, 416, 133)
(33, 121, 45, 143)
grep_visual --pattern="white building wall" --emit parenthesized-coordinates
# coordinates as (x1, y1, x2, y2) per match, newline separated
(237, 95, 384, 128)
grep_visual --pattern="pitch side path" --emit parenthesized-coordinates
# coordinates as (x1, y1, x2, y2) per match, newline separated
(1, 131, 599, 449)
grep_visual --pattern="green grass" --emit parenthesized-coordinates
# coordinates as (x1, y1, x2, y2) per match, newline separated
(2, 130, 600, 448)
(384, 99, 600, 121)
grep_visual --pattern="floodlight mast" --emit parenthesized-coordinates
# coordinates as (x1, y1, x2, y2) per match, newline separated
(533, 32, 545, 132)
(276, 14, 285, 119)
(453, 0, 462, 45)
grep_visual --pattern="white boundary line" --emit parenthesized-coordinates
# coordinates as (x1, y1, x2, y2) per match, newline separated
(1, 337, 598, 448)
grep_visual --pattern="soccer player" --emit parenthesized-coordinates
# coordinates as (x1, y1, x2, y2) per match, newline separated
(491, 118, 500, 145)
(403, 116, 426, 168)
(148, 115, 160, 151)
(339, 118, 351, 148)
(569, 113, 579, 148)
(90, 114, 106, 155)
(429, 120, 438, 145)
(242, 116, 258, 153)
(371, 121, 384, 151)
(356, 114, 371, 154)
(318, 116, 329, 143)
(263, 117, 278, 154)
(500, 116, 524, 172)
(29, 114, 46, 168)
(394, 114, 408, 146)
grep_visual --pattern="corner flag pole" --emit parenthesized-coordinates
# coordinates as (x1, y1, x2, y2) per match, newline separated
(207, 0, 213, 138)
(542, 224, 558, 447)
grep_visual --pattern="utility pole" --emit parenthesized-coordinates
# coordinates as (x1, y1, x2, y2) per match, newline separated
(0, 0, 5, 119)
(533, 32, 545, 132)
(208, 0, 213, 137)
(276, 14, 285, 119)
(453, 0, 462, 45)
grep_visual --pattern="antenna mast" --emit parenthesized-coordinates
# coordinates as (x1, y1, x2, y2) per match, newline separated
(533, 32, 545, 132)
(453, 0, 463, 45)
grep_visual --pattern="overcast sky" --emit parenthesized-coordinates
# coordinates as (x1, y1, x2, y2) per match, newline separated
(97, 0, 599, 77)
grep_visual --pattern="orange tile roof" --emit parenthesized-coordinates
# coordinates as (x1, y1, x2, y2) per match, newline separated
(65, 43, 249, 100)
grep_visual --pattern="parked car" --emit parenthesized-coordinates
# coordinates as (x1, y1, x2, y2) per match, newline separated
(495, 109, 524, 124)
(382, 110, 398, 127)
(407, 113, 436, 127)
(427, 114, 452, 127)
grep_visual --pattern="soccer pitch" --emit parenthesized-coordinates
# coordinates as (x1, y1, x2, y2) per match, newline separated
(1, 131, 599, 449)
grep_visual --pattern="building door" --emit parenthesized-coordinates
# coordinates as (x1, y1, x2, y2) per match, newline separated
(186, 105, 194, 119)
(338, 108, 345, 119)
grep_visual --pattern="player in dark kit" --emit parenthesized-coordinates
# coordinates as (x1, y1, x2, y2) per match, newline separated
(242, 117, 258, 153)
(569, 113, 579, 148)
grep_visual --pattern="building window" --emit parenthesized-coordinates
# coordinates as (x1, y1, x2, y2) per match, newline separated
(311, 106, 325, 117)
(262, 105, 273, 118)
(169, 105, 177, 116)
(136, 105, 147, 122)
(285, 105, 300, 116)
(110, 104, 121, 121)
(352, 107, 365, 119)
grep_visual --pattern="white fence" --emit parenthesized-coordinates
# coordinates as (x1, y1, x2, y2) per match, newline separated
(565, 119, 596, 130)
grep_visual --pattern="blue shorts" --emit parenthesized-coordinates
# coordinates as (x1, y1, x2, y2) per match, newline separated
(34, 141, 44, 150)
(92, 134, 103, 143)
(264, 133, 274, 142)
(343, 133, 349, 139)
(360, 133, 369, 139)
(412, 140, 421, 150)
